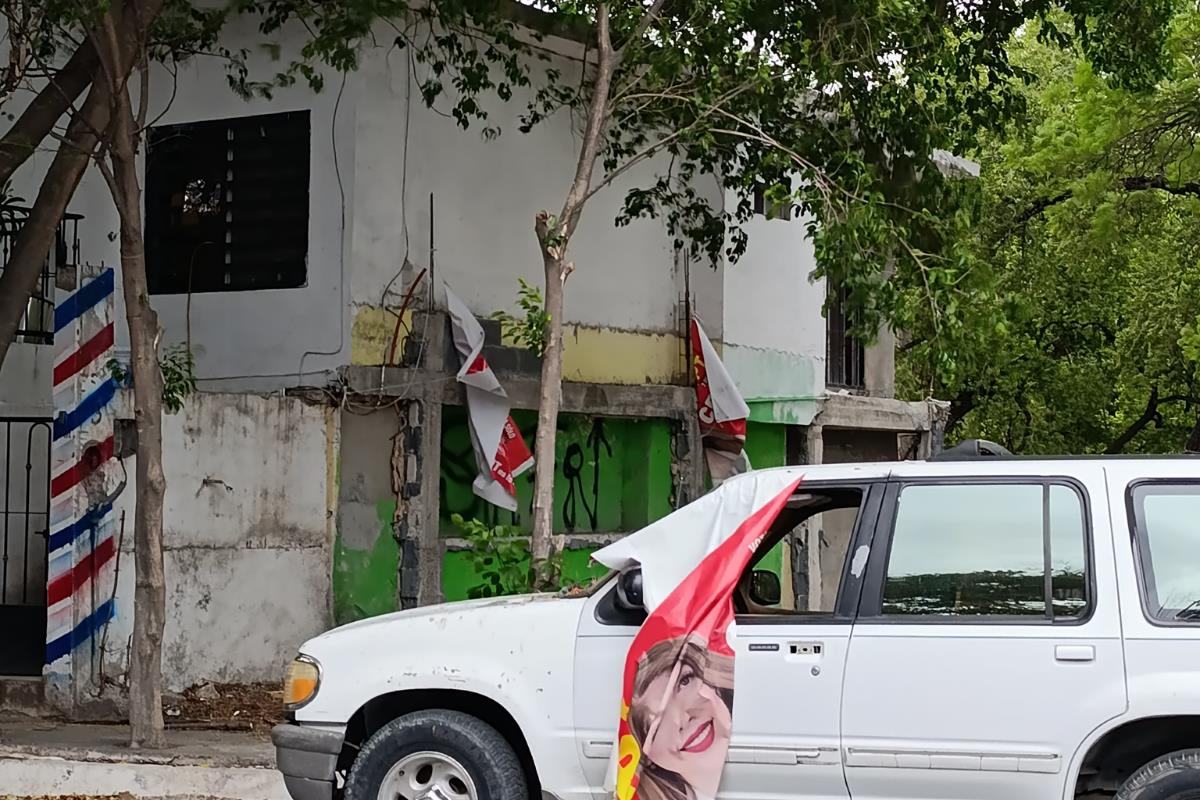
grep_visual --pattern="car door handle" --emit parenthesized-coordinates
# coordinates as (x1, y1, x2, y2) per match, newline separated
(583, 740, 613, 759)
(1055, 644, 1095, 662)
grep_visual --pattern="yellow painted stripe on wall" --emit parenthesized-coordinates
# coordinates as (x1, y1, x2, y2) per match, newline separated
(351, 307, 413, 366)
(562, 325, 682, 385)
(352, 306, 684, 385)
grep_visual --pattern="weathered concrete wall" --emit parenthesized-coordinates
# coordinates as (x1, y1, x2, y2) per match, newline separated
(721, 198, 825, 417)
(333, 410, 399, 625)
(106, 392, 336, 691)
(0, 343, 53, 416)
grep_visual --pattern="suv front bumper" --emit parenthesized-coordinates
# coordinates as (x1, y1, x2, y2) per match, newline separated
(272, 723, 345, 800)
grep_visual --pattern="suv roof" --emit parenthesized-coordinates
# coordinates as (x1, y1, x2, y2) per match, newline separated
(930, 438, 1200, 462)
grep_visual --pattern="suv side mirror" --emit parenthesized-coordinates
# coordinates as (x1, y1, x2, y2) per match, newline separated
(750, 570, 782, 606)
(615, 568, 644, 611)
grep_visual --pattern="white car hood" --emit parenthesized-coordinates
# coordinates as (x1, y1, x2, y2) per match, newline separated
(294, 593, 587, 724)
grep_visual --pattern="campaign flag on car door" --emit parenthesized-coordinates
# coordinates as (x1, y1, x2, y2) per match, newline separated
(594, 471, 804, 800)
(445, 284, 534, 511)
(690, 319, 751, 484)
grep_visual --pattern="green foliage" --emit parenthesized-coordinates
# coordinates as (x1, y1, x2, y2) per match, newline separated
(491, 278, 550, 357)
(159, 344, 197, 414)
(899, 8, 1200, 455)
(451, 513, 565, 598)
(217, 0, 1175, 354)
(106, 344, 197, 415)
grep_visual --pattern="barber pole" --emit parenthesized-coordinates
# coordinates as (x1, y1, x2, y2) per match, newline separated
(445, 284, 534, 511)
(690, 319, 751, 483)
(48, 267, 120, 675)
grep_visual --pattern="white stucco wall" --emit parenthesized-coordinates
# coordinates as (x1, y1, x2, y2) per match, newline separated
(5, 13, 731, 394)
(350, 35, 701, 336)
(105, 391, 335, 690)
(721, 200, 826, 403)
(6, 15, 354, 393)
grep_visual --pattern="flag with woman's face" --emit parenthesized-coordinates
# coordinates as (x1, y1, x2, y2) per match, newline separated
(594, 473, 803, 800)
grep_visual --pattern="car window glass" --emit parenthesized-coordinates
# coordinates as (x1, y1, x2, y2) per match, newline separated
(883, 483, 1088, 619)
(1131, 485, 1200, 620)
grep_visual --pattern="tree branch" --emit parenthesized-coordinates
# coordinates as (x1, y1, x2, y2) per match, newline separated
(1105, 387, 1165, 454)
(558, 2, 614, 239)
(615, 0, 670, 61)
(1017, 175, 1200, 223)
(0, 39, 98, 186)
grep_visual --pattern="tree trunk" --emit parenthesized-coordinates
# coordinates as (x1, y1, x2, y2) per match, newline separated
(92, 1, 169, 748)
(1186, 414, 1200, 454)
(106, 81, 168, 750)
(529, 242, 566, 585)
(0, 78, 111, 372)
(527, 4, 616, 589)
(0, 40, 99, 186)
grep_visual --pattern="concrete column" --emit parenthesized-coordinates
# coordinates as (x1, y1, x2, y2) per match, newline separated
(863, 327, 897, 399)
(805, 423, 824, 466)
(673, 413, 706, 508)
(803, 423, 824, 611)
(394, 310, 447, 608)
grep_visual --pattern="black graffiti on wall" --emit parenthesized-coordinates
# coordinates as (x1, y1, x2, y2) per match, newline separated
(561, 418, 612, 531)
(439, 415, 614, 532)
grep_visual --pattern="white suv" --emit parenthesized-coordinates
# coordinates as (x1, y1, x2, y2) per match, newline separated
(272, 454, 1200, 800)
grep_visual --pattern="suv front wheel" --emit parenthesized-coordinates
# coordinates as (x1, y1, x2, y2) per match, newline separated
(1118, 749, 1200, 800)
(345, 709, 529, 800)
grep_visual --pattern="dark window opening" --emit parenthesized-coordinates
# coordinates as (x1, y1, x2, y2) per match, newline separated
(752, 182, 793, 221)
(145, 110, 310, 295)
(826, 281, 865, 390)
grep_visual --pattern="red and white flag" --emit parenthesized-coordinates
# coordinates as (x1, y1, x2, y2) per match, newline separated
(690, 319, 751, 483)
(594, 470, 805, 800)
(445, 284, 534, 511)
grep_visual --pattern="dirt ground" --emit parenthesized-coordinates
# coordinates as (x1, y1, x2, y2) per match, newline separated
(165, 682, 283, 734)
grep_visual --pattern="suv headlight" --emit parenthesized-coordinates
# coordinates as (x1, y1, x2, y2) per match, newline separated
(283, 654, 321, 710)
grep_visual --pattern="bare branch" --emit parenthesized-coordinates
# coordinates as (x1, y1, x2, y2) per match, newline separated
(582, 82, 755, 205)
(557, 2, 615, 238)
(616, 0, 670, 63)
(135, 53, 150, 134)
(0, 39, 99, 186)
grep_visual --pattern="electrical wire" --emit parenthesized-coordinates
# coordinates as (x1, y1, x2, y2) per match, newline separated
(296, 67, 351, 385)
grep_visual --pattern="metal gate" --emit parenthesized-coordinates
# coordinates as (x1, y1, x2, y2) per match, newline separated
(0, 417, 51, 675)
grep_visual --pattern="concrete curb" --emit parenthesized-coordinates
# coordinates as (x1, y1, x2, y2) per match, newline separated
(0, 741, 273, 769)
(0, 752, 289, 799)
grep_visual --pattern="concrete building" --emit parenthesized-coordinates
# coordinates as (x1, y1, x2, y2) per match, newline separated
(0, 12, 946, 714)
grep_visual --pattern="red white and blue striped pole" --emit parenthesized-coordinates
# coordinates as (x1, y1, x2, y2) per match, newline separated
(47, 267, 118, 678)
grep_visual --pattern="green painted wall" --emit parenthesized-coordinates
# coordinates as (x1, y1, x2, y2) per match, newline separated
(442, 547, 610, 602)
(441, 407, 674, 535)
(333, 500, 399, 624)
(744, 421, 789, 579)
(744, 421, 787, 470)
(441, 407, 676, 599)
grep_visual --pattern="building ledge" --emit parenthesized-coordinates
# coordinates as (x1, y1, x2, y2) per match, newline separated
(341, 366, 696, 419)
(816, 391, 947, 432)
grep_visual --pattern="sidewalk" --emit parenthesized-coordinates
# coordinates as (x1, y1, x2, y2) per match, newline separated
(0, 718, 288, 799)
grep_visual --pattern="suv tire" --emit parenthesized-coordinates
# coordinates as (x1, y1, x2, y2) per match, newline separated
(1117, 749, 1200, 800)
(344, 709, 529, 800)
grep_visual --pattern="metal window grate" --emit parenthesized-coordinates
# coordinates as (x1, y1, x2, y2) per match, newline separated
(145, 110, 311, 295)
(0, 208, 82, 345)
(826, 282, 865, 390)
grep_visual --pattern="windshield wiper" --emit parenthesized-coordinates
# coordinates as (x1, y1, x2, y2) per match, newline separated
(1174, 600, 1200, 620)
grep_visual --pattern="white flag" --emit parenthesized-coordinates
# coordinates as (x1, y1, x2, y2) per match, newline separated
(445, 284, 534, 511)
